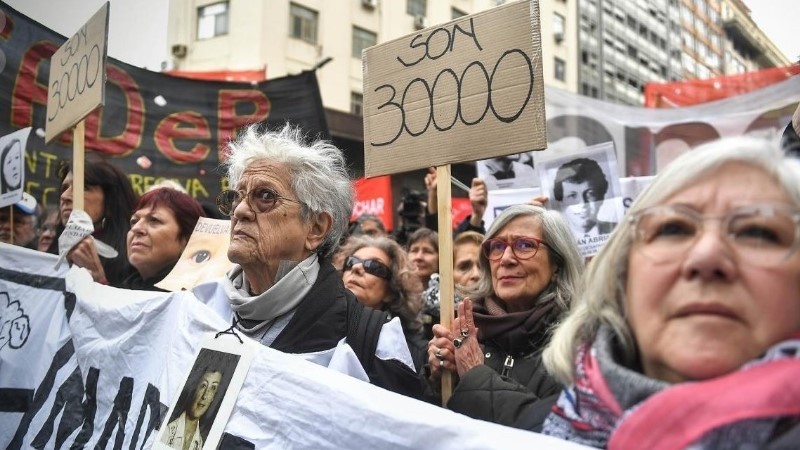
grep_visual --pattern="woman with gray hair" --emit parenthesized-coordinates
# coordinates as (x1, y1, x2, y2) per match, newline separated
(193, 124, 420, 398)
(427, 204, 583, 426)
(541, 137, 800, 448)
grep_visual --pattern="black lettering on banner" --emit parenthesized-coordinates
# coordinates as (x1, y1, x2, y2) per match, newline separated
(9, 340, 75, 450)
(396, 18, 482, 67)
(95, 376, 134, 450)
(128, 383, 164, 450)
(402, 78, 432, 137)
(30, 366, 98, 449)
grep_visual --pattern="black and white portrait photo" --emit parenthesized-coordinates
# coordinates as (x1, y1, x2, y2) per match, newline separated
(538, 142, 623, 257)
(159, 348, 240, 450)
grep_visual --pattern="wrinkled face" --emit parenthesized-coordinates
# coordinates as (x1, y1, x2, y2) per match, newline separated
(626, 163, 800, 383)
(0, 210, 36, 246)
(227, 161, 311, 279)
(37, 210, 59, 252)
(59, 172, 105, 225)
(342, 246, 391, 309)
(2, 141, 22, 189)
(409, 238, 438, 282)
(453, 241, 480, 288)
(561, 180, 603, 234)
(489, 216, 556, 312)
(127, 204, 187, 279)
(187, 371, 222, 420)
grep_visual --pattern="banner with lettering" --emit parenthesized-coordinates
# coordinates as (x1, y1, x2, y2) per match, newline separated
(545, 75, 800, 177)
(0, 244, 591, 449)
(0, 3, 328, 208)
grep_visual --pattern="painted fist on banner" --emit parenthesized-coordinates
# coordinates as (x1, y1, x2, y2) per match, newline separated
(0, 292, 30, 350)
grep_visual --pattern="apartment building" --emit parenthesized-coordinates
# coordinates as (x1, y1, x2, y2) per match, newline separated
(578, 0, 789, 106)
(167, 0, 577, 172)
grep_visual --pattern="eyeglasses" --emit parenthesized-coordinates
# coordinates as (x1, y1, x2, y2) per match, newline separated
(216, 187, 300, 217)
(629, 203, 800, 268)
(481, 236, 548, 261)
(342, 256, 392, 280)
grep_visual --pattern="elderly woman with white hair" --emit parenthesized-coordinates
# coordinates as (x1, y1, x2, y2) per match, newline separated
(541, 137, 800, 448)
(427, 204, 584, 427)
(193, 124, 419, 398)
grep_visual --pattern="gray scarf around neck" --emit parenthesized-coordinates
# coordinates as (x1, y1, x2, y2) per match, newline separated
(224, 253, 320, 333)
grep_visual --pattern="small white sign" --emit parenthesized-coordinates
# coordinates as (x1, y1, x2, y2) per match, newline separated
(0, 127, 32, 208)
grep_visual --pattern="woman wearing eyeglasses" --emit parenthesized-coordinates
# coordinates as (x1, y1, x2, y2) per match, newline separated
(341, 236, 427, 371)
(539, 137, 800, 448)
(192, 124, 420, 399)
(426, 204, 583, 425)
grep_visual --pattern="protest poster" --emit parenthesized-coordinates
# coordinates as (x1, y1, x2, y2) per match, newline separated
(536, 141, 624, 258)
(0, 243, 592, 450)
(44, 2, 109, 144)
(362, 0, 546, 177)
(477, 151, 539, 191)
(156, 218, 235, 292)
(481, 187, 542, 231)
(619, 176, 655, 214)
(0, 128, 32, 207)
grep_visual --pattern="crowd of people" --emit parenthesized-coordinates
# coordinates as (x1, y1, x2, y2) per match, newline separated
(2, 122, 800, 448)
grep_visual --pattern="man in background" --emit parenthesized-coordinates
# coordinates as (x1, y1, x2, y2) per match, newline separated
(0, 193, 39, 249)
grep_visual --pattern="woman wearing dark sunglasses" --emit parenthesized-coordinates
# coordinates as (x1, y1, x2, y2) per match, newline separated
(426, 204, 583, 428)
(341, 236, 427, 371)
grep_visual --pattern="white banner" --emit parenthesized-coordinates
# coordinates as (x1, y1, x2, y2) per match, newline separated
(0, 244, 590, 449)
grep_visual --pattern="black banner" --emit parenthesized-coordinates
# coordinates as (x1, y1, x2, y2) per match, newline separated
(0, 2, 329, 207)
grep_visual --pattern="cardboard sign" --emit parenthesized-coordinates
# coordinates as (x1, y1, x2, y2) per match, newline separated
(44, 2, 109, 144)
(0, 128, 31, 207)
(363, 0, 545, 176)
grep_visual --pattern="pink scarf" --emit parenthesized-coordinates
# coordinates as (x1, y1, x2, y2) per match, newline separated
(543, 329, 800, 449)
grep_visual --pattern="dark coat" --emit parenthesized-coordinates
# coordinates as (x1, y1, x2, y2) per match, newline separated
(446, 343, 561, 430)
(270, 260, 422, 399)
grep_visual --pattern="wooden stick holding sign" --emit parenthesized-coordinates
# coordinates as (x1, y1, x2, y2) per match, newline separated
(45, 2, 110, 212)
(362, 0, 545, 403)
(436, 165, 455, 404)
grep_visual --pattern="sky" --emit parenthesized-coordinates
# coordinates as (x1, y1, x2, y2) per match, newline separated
(4, 0, 798, 69)
(4, 0, 169, 70)
(747, 0, 799, 63)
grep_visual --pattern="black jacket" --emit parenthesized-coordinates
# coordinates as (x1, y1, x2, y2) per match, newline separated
(446, 337, 561, 431)
(269, 260, 422, 399)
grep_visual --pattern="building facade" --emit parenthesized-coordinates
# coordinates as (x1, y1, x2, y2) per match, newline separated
(577, 0, 790, 106)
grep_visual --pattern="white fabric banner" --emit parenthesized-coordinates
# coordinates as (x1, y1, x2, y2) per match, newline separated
(0, 244, 590, 449)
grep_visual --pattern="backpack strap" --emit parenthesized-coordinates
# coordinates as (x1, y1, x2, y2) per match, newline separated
(345, 297, 388, 376)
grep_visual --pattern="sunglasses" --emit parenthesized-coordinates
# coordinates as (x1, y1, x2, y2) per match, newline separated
(216, 187, 300, 217)
(342, 256, 392, 280)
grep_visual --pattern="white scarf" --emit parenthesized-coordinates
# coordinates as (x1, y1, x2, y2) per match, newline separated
(224, 254, 320, 333)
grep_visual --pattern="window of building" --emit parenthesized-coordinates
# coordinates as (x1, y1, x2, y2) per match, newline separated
(290, 3, 318, 44)
(452, 8, 466, 19)
(197, 2, 229, 40)
(553, 13, 565, 41)
(352, 27, 377, 58)
(407, 0, 426, 16)
(351, 92, 363, 116)
(554, 57, 566, 81)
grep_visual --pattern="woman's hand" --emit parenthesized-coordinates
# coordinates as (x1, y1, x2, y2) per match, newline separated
(427, 323, 456, 383)
(452, 298, 483, 377)
(425, 167, 438, 213)
(469, 179, 487, 227)
(68, 236, 108, 283)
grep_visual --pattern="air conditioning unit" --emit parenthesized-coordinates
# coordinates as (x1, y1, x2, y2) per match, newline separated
(171, 44, 188, 58)
(362, 0, 377, 9)
(414, 14, 428, 30)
